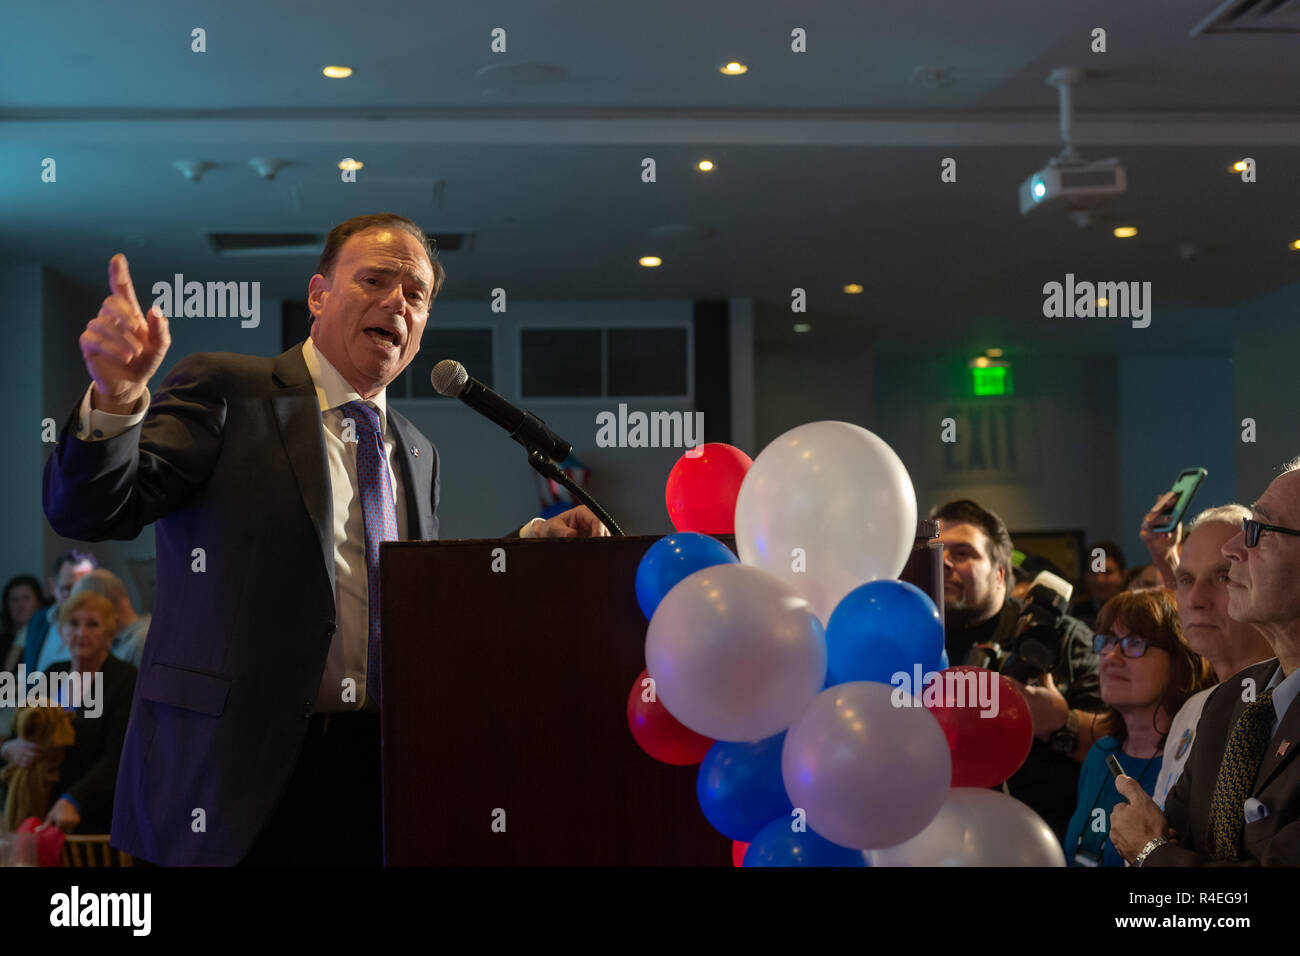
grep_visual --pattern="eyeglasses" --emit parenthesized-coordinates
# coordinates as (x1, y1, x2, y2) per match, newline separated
(1243, 517, 1300, 548)
(1093, 633, 1152, 658)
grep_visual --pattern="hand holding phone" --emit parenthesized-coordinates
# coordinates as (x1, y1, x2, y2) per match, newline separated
(1149, 468, 1207, 534)
(1140, 492, 1183, 578)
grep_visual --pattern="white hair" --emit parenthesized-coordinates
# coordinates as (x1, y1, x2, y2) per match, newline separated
(1282, 455, 1300, 475)
(1186, 503, 1250, 534)
(69, 568, 130, 608)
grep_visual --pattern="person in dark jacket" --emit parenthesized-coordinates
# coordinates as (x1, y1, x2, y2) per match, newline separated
(932, 499, 1104, 842)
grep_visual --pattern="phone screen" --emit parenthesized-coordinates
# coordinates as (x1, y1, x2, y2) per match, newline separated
(1150, 468, 1207, 533)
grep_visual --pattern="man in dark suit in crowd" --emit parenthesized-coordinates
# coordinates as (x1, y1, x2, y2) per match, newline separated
(44, 213, 608, 866)
(1112, 457, 1300, 866)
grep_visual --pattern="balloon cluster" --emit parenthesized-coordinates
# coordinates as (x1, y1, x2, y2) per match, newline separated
(627, 424, 1063, 867)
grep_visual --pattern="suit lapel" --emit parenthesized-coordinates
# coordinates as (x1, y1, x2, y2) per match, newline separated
(270, 344, 337, 613)
(1255, 662, 1300, 794)
(388, 408, 434, 540)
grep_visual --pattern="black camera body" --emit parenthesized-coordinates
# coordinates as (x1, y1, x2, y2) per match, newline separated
(1001, 582, 1072, 683)
(963, 571, 1074, 683)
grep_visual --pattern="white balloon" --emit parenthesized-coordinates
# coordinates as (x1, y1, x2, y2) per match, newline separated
(781, 682, 949, 850)
(734, 421, 917, 623)
(645, 564, 826, 742)
(868, 788, 1067, 867)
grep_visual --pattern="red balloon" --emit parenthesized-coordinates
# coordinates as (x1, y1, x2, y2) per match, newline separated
(627, 668, 714, 765)
(664, 443, 753, 534)
(732, 841, 749, 867)
(924, 666, 1033, 788)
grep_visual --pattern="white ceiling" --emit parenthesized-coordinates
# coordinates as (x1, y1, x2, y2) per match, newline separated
(2, 0, 1298, 355)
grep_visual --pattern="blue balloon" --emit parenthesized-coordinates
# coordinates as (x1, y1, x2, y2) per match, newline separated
(825, 580, 944, 686)
(635, 533, 739, 621)
(696, 733, 792, 842)
(743, 816, 869, 867)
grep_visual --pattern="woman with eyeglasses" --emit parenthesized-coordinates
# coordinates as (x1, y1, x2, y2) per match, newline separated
(1063, 588, 1212, 866)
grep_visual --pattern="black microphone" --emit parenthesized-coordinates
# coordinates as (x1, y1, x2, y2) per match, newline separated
(431, 360, 572, 461)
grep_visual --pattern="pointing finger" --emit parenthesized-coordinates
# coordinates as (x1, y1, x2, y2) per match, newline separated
(108, 253, 144, 319)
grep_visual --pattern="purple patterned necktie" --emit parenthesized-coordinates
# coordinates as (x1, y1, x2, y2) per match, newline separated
(339, 400, 397, 708)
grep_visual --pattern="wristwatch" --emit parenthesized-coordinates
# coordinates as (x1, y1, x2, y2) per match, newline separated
(1129, 837, 1168, 867)
(1049, 708, 1079, 754)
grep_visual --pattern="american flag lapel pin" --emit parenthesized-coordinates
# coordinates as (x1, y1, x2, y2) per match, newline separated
(411, 446, 419, 458)
(1278, 740, 1291, 757)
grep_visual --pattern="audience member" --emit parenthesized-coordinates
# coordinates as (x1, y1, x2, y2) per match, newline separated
(2, 575, 48, 673)
(1063, 589, 1212, 865)
(1069, 541, 1126, 629)
(1112, 456, 1300, 865)
(1145, 505, 1274, 807)
(23, 551, 98, 675)
(1124, 564, 1161, 591)
(0, 591, 136, 834)
(69, 570, 149, 668)
(931, 499, 1103, 841)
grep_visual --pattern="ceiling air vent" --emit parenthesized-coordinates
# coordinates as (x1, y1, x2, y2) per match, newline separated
(1191, 0, 1300, 34)
(207, 231, 469, 256)
(208, 233, 322, 256)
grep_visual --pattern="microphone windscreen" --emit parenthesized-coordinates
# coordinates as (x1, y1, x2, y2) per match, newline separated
(431, 359, 469, 397)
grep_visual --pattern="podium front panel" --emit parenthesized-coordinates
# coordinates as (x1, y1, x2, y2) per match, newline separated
(380, 535, 734, 865)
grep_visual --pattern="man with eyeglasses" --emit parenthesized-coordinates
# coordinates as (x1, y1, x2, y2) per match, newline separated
(1112, 457, 1300, 866)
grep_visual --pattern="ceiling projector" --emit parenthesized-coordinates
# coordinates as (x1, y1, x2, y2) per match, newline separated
(1018, 157, 1127, 215)
(1019, 67, 1126, 220)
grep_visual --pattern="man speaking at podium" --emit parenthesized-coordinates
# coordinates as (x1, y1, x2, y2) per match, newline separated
(44, 213, 609, 866)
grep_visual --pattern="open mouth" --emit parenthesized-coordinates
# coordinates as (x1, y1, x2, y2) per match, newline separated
(364, 327, 400, 348)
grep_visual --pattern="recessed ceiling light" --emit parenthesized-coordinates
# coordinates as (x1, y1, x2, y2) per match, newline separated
(1288, 239, 1300, 251)
(986, 348, 1004, 358)
(1098, 297, 1110, 309)
(793, 323, 812, 333)
(1113, 226, 1138, 238)
(1231, 159, 1250, 173)
(322, 66, 353, 78)
(639, 256, 662, 268)
(697, 160, 715, 172)
(338, 158, 363, 171)
(719, 62, 748, 75)
(843, 283, 864, 294)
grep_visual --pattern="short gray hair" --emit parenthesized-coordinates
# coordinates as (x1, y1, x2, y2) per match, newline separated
(1282, 455, 1300, 475)
(70, 568, 130, 608)
(1187, 503, 1250, 534)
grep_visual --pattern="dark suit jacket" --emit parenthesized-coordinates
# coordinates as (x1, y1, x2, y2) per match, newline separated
(1147, 658, 1300, 866)
(43, 342, 459, 865)
(47, 654, 137, 833)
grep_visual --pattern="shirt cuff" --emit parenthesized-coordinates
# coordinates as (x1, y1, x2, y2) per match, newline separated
(58, 792, 81, 813)
(77, 384, 149, 440)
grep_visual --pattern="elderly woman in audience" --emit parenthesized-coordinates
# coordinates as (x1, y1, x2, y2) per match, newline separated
(0, 591, 137, 833)
(1063, 588, 1212, 866)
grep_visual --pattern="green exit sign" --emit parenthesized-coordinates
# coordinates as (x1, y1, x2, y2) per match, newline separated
(971, 364, 1012, 396)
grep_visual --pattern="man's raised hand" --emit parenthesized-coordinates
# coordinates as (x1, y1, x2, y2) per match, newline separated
(81, 254, 171, 413)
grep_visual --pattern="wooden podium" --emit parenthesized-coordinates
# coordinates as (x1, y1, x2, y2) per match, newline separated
(379, 535, 733, 865)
